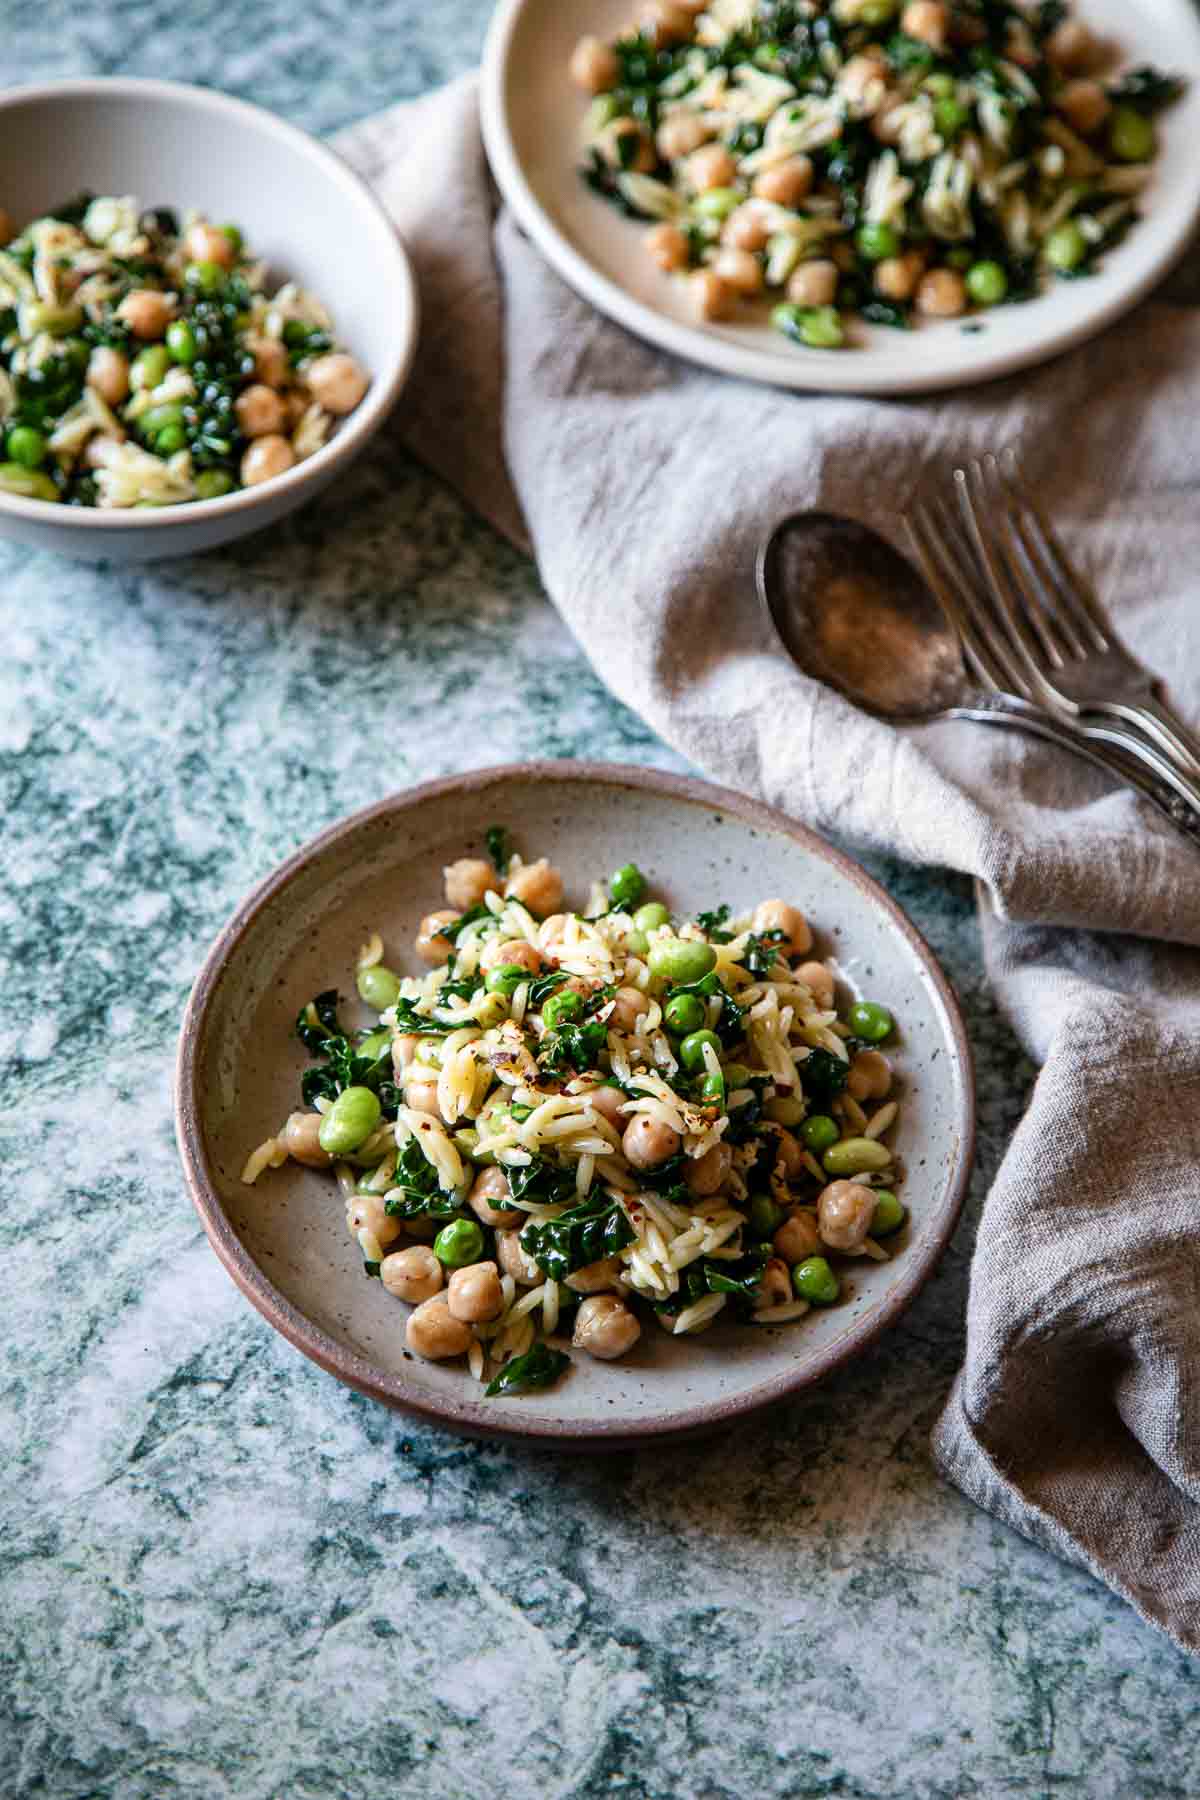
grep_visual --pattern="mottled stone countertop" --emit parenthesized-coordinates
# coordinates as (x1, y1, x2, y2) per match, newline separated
(2, 3, 1197, 1795)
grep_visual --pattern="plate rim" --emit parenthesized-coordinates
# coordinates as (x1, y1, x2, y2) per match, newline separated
(479, 0, 1200, 396)
(174, 760, 976, 1448)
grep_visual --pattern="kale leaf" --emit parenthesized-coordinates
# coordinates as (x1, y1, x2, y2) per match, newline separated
(506, 1156, 579, 1209)
(296, 989, 343, 1052)
(486, 824, 512, 874)
(383, 1137, 460, 1218)
(696, 903, 733, 942)
(521, 1193, 636, 1283)
(538, 1019, 608, 1076)
(485, 1342, 571, 1398)
(673, 1248, 769, 1309)
(1108, 67, 1183, 113)
(741, 929, 788, 977)
(797, 1047, 851, 1103)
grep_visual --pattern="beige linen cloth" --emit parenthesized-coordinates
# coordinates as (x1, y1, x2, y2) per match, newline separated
(339, 78, 1200, 1651)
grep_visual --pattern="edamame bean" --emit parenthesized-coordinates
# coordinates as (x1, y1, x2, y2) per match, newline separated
(934, 97, 968, 138)
(648, 938, 717, 983)
(484, 964, 529, 996)
(610, 862, 646, 907)
(965, 260, 1007, 305)
(317, 1085, 382, 1155)
(185, 259, 226, 295)
(822, 1137, 892, 1176)
(626, 929, 650, 955)
(543, 989, 583, 1028)
(856, 221, 899, 262)
(433, 1217, 486, 1268)
(154, 424, 187, 455)
(131, 345, 171, 390)
(358, 1029, 390, 1060)
(771, 302, 844, 349)
(664, 992, 706, 1036)
(694, 186, 741, 220)
(6, 426, 47, 469)
(871, 1189, 906, 1236)
(847, 999, 894, 1042)
(0, 463, 58, 501)
(800, 1113, 839, 1153)
(139, 402, 186, 436)
(792, 1255, 840, 1304)
(1108, 104, 1155, 162)
(722, 1062, 752, 1090)
(634, 902, 670, 932)
(679, 1028, 721, 1072)
(1044, 221, 1087, 272)
(748, 1194, 782, 1238)
(165, 318, 198, 364)
(194, 469, 236, 499)
(357, 963, 401, 1010)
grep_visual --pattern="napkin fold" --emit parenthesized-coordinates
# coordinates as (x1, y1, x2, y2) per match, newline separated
(339, 78, 1200, 1651)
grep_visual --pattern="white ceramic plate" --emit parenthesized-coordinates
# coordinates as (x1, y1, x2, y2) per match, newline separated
(176, 764, 974, 1448)
(480, 0, 1200, 394)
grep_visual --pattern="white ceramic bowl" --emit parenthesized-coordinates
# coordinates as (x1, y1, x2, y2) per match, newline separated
(0, 78, 418, 560)
(481, 0, 1200, 394)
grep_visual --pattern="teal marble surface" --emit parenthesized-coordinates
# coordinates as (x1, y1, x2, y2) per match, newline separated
(1, 7, 1197, 1796)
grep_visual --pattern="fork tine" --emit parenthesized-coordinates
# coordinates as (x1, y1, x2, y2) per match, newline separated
(968, 456, 1086, 664)
(997, 454, 1111, 653)
(904, 497, 1027, 698)
(954, 461, 1069, 703)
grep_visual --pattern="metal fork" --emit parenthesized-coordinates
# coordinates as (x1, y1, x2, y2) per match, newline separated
(955, 454, 1200, 782)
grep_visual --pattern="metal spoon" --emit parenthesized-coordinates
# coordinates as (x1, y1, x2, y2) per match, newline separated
(756, 511, 1200, 845)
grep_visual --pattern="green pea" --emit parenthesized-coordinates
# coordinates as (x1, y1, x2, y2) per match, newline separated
(131, 345, 171, 390)
(1108, 104, 1155, 163)
(318, 1086, 382, 1156)
(6, 426, 47, 469)
(648, 938, 717, 984)
(934, 97, 968, 139)
(694, 187, 742, 220)
(771, 302, 844, 349)
(433, 1217, 485, 1269)
(185, 259, 226, 295)
(626, 929, 650, 956)
(543, 989, 583, 1028)
(194, 469, 236, 500)
(965, 260, 1008, 306)
(680, 1028, 721, 1072)
(1044, 221, 1087, 273)
(664, 992, 706, 1036)
(848, 1000, 893, 1043)
(0, 463, 58, 501)
(220, 223, 244, 256)
(153, 423, 187, 455)
(922, 72, 956, 98)
(722, 1062, 752, 1090)
(748, 1194, 782, 1239)
(856, 221, 899, 262)
(358, 1029, 391, 1060)
(357, 964, 401, 1010)
(871, 1189, 906, 1236)
(485, 964, 529, 996)
(800, 1114, 839, 1152)
(822, 1136, 893, 1176)
(700, 1071, 725, 1105)
(792, 1255, 840, 1304)
(634, 902, 670, 932)
(610, 862, 646, 907)
(165, 318, 198, 364)
(139, 402, 186, 436)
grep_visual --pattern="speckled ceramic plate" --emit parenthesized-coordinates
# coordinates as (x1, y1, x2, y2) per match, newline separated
(480, 0, 1200, 394)
(175, 763, 974, 1447)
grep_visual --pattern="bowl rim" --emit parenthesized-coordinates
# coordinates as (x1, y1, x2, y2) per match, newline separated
(0, 74, 418, 532)
(174, 760, 976, 1448)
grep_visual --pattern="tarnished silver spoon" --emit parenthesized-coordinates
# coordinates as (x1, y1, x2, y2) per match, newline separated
(756, 511, 1200, 844)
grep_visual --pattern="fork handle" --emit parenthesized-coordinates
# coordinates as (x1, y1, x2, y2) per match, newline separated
(1093, 697, 1200, 786)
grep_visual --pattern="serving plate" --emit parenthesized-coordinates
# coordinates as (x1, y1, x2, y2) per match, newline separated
(175, 763, 974, 1447)
(480, 0, 1200, 395)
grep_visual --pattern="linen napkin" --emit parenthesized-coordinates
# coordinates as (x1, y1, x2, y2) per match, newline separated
(337, 77, 1200, 1652)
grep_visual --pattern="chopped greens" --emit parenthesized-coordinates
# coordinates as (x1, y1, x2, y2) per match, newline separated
(521, 1193, 637, 1284)
(485, 1343, 571, 1398)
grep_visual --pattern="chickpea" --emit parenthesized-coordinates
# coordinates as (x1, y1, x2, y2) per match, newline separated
(569, 33, 619, 92)
(721, 207, 770, 253)
(768, 1126, 804, 1183)
(185, 221, 236, 269)
(406, 1293, 473, 1360)
(443, 856, 497, 911)
(416, 909, 457, 963)
(712, 246, 763, 295)
(447, 1259, 504, 1323)
(0, 207, 12, 248)
(405, 1077, 442, 1119)
(753, 155, 814, 207)
(504, 857, 564, 917)
(900, 0, 947, 50)
(796, 960, 835, 1010)
(284, 387, 310, 429)
(497, 1229, 542, 1286)
(1045, 17, 1096, 71)
(915, 268, 967, 319)
(380, 1244, 443, 1303)
(687, 143, 737, 191)
(566, 1255, 623, 1294)
(610, 986, 651, 1034)
(86, 346, 129, 407)
(657, 113, 710, 161)
(305, 352, 369, 417)
(253, 337, 290, 389)
(685, 1140, 732, 1198)
(874, 252, 924, 302)
(692, 269, 736, 323)
(236, 383, 288, 440)
(573, 1293, 642, 1360)
(598, 117, 656, 174)
(469, 1165, 523, 1229)
(116, 289, 174, 340)
(282, 1110, 332, 1169)
(774, 1210, 822, 1264)
(538, 912, 570, 950)
(838, 53, 889, 114)
(817, 1179, 876, 1252)
(348, 1192, 404, 1249)
(1056, 79, 1110, 136)
(623, 1114, 682, 1169)
(846, 1050, 892, 1103)
(480, 936, 542, 974)
(644, 222, 690, 272)
(786, 260, 838, 308)
(585, 1084, 628, 1129)
(756, 1257, 793, 1309)
(638, 0, 693, 46)
(751, 899, 812, 958)
(240, 434, 296, 487)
